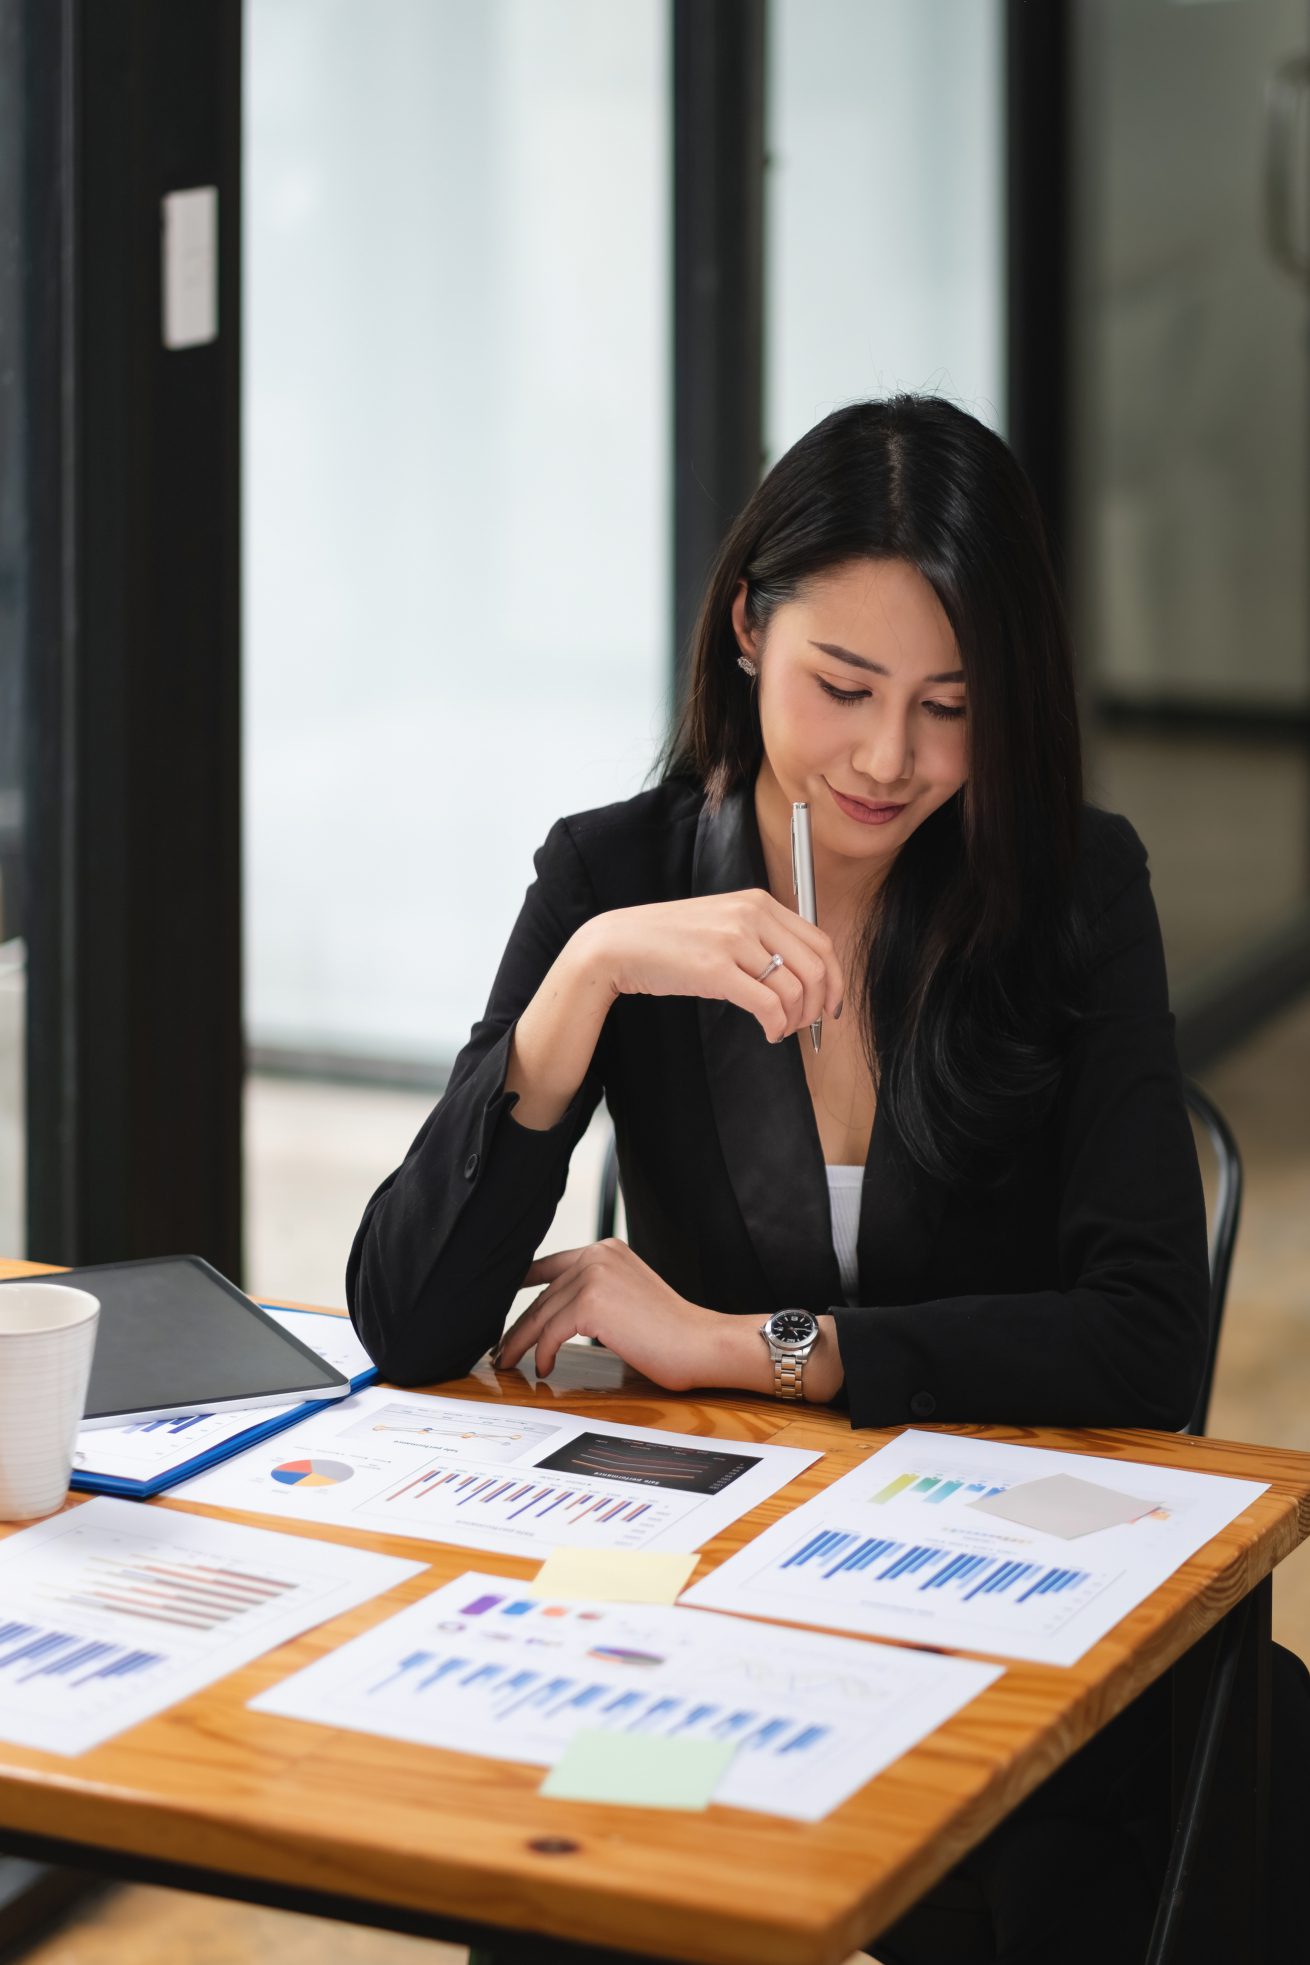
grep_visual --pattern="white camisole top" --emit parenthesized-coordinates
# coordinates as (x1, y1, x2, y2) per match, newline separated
(825, 1163, 863, 1306)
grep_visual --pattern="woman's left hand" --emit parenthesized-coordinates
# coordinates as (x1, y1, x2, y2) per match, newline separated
(494, 1239, 733, 1390)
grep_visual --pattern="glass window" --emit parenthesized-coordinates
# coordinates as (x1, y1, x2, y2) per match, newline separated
(243, 0, 668, 1300)
(764, 0, 1005, 462)
(244, 0, 670, 1072)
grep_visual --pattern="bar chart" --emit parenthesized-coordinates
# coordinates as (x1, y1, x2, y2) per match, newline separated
(682, 1429, 1267, 1664)
(38, 1536, 302, 1634)
(254, 1569, 1003, 1821)
(767, 1525, 1097, 1625)
(360, 1636, 834, 1761)
(359, 1460, 685, 1548)
(870, 1471, 1009, 1507)
(176, 1387, 818, 1560)
(0, 1497, 420, 1755)
(121, 1413, 217, 1436)
(0, 1618, 164, 1690)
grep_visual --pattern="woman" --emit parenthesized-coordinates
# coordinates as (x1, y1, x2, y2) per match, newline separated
(348, 397, 1303, 1961)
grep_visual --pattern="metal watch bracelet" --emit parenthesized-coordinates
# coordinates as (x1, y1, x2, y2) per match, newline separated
(772, 1351, 808, 1400)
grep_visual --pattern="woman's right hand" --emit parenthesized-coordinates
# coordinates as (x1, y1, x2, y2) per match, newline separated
(574, 889, 844, 1045)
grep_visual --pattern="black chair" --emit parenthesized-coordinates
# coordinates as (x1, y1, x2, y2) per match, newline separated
(595, 1123, 621, 1244)
(1181, 1078, 1242, 1438)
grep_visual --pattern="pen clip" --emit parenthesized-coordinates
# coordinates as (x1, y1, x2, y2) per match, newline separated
(790, 811, 799, 899)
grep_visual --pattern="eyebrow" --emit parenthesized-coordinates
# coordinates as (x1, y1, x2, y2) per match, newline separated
(809, 640, 965, 685)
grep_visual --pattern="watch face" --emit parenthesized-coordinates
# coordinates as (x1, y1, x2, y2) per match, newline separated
(768, 1311, 818, 1348)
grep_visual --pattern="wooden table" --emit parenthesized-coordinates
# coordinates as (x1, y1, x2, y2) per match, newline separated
(1, 1254, 1307, 1965)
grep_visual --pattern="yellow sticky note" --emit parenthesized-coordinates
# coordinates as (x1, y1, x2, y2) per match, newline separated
(526, 1547, 698, 1605)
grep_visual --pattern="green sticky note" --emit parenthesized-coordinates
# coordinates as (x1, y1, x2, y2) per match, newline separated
(540, 1730, 735, 1810)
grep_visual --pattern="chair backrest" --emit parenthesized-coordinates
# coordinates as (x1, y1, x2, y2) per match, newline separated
(1181, 1078, 1243, 1437)
(593, 1087, 1242, 1435)
(595, 1125, 620, 1243)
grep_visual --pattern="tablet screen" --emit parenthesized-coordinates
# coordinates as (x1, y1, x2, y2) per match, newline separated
(5, 1256, 354, 1424)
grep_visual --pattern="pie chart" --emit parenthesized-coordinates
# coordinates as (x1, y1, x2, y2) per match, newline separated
(271, 1457, 354, 1488)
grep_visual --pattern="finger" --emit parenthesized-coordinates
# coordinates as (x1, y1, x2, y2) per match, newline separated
(758, 939, 828, 1037)
(534, 1291, 590, 1377)
(750, 930, 829, 1036)
(502, 1244, 613, 1364)
(776, 935, 832, 1030)
(760, 896, 845, 1015)
(496, 1287, 561, 1369)
(504, 1266, 592, 1377)
(522, 1247, 590, 1288)
(758, 957, 806, 1037)
(720, 966, 790, 1043)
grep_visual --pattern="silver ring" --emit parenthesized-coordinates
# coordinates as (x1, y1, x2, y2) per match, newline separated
(755, 952, 784, 983)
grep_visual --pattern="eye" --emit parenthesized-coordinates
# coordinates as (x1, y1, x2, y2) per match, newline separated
(818, 677, 966, 720)
(817, 679, 869, 707)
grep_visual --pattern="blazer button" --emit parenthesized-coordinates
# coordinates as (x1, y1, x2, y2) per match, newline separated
(909, 1391, 937, 1418)
(463, 1152, 479, 1181)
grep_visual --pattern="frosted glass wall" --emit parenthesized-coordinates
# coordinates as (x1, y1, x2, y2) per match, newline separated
(244, 0, 669, 1066)
(765, 0, 1004, 461)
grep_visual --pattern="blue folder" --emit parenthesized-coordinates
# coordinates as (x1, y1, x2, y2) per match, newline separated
(70, 1305, 379, 1500)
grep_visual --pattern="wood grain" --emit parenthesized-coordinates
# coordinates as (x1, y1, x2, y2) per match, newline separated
(1, 1255, 1308, 1965)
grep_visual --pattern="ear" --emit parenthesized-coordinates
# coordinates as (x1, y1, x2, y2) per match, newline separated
(730, 579, 758, 659)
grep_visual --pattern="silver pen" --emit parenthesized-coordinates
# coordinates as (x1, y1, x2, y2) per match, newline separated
(790, 802, 823, 1054)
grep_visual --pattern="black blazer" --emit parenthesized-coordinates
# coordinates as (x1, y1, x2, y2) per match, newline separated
(347, 777, 1210, 1431)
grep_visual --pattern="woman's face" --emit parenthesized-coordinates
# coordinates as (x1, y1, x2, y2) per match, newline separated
(733, 557, 969, 872)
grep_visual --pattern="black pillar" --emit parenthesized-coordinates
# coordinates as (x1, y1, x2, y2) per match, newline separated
(22, 0, 243, 1276)
(1005, 0, 1071, 573)
(671, 0, 765, 707)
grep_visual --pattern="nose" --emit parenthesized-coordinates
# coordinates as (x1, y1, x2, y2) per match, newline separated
(850, 705, 912, 792)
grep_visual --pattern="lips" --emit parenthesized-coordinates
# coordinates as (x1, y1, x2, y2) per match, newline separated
(826, 781, 907, 825)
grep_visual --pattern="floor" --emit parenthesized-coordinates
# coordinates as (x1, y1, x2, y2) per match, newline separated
(13, 991, 1310, 1965)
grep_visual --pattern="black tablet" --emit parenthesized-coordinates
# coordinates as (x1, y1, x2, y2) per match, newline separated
(0, 1255, 353, 1428)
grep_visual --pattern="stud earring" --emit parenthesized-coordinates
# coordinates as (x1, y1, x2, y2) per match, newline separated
(736, 656, 758, 679)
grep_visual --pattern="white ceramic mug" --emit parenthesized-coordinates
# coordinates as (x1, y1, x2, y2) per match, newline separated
(0, 1282, 101, 1520)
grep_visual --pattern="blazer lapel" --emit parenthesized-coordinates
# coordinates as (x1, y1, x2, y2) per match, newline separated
(856, 1102, 946, 1308)
(692, 786, 842, 1312)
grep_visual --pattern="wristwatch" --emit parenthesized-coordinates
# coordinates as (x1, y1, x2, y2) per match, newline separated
(759, 1309, 821, 1401)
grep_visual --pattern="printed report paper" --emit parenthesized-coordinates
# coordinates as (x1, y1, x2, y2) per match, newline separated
(174, 1386, 818, 1558)
(252, 1567, 1002, 1821)
(0, 1496, 423, 1756)
(71, 1307, 376, 1489)
(681, 1430, 1267, 1666)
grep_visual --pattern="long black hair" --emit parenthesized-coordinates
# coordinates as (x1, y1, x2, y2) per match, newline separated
(662, 396, 1088, 1186)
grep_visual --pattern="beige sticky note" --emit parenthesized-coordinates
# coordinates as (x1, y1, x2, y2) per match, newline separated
(541, 1730, 733, 1809)
(968, 1473, 1157, 1540)
(526, 1548, 699, 1604)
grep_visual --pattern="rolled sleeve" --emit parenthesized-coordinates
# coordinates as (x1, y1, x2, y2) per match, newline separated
(346, 820, 605, 1384)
